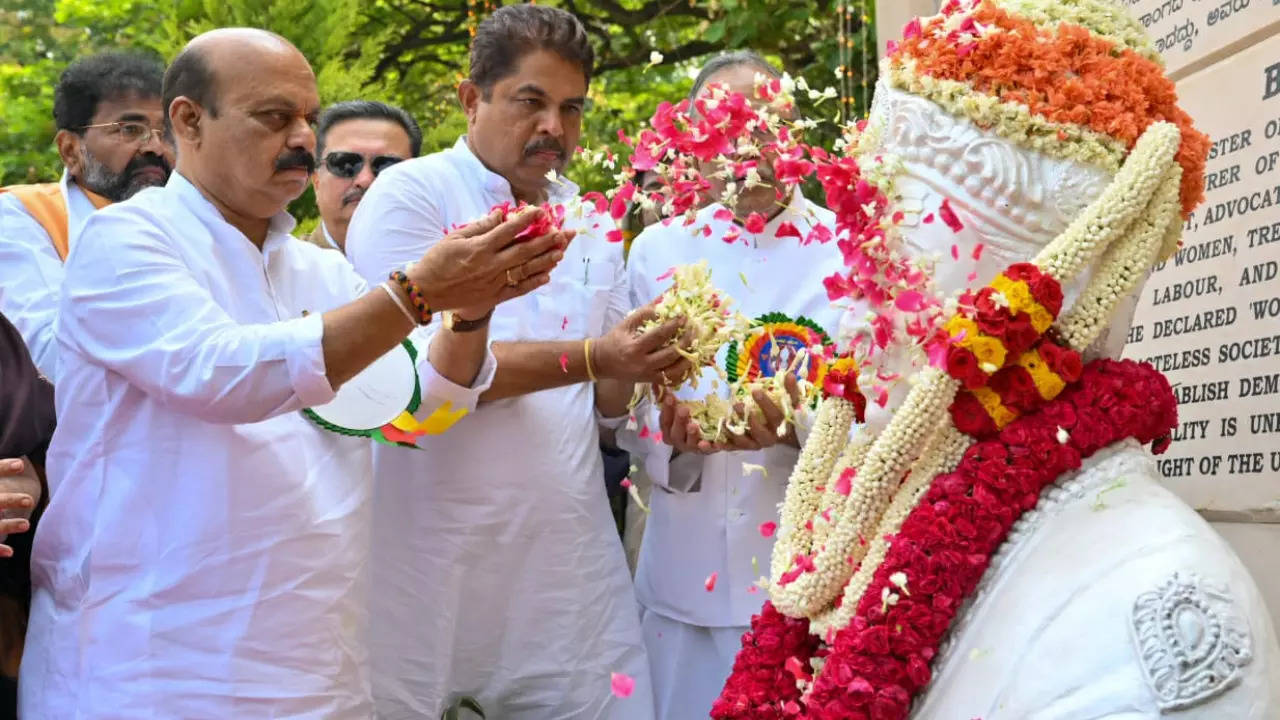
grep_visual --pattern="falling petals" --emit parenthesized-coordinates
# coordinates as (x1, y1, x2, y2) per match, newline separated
(561, 316, 569, 330)
(759, 521, 777, 537)
(972, 242, 985, 261)
(559, 353, 569, 373)
(713, 207, 735, 223)
(605, 229, 625, 243)
(939, 198, 964, 233)
(610, 672, 636, 698)
(744, 212, 767, 234)
(835, 468, 854, 496)
(894, 290, 926, 312)
(704, 572, 718, 592)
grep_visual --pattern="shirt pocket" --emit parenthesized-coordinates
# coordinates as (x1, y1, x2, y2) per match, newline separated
(538, 255, 617, 338)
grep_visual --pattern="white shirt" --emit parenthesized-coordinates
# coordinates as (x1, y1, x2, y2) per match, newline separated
(19, 172, 493, 719)
(0, 170, 102, 380)
(346, 138, 654, 719)
(321, 221, 342, 251)
(620, 191, 844, 629)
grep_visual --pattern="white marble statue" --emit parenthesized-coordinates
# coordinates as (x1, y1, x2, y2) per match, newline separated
(717, 1, 1280, 718)
(869, 82, 1280, 719)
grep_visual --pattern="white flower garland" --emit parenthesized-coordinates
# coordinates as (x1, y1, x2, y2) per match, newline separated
(766, 121, 1185, 622)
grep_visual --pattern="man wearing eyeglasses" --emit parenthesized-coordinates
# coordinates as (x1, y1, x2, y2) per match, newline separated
(308, 100, 421, 254)
(0, 52, 174, 382)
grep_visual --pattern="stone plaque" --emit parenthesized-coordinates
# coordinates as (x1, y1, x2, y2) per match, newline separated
(1120, 0, 1280, 76)
(1122, 33, 1280, 517)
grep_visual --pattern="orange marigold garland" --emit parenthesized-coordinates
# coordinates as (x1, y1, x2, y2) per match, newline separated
(889, 0, 1209, 217)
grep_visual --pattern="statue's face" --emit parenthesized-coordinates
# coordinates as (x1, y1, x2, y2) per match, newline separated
(865, 83, 1114, 299)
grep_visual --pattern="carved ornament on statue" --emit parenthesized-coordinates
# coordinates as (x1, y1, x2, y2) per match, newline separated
(1131, 572, 1255, 712)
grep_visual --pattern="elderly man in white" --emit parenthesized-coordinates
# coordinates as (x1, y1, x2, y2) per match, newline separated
(619, 52, 846, 718)
(345, 6, 693, 719)
(0, 52, 173, 381)
(20, 29, 566, 719)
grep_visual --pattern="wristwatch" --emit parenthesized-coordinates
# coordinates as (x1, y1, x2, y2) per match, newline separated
(444, 309, 494, 332)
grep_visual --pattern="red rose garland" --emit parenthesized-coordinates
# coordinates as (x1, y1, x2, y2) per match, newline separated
(713, 359, 1178, 719)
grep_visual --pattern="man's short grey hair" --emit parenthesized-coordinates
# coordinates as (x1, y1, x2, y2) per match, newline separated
(688, 50, 783, 102)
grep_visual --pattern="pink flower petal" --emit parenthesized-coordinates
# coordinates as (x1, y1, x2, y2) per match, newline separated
(610, 672, 636, 698)
(894, 290, 926, 312)
(775, 221, 802, 240)
(655, 267, 675, 282)
(759, 521, 777, 538)
(621, 478, 633, 489)
(971, 242, 985, 261)
(951, 244, 960, 260)
(939, 198, 964, 233)
(652, 431, 663, 444)
(605, 229, 625, 243)
(922, 212, 935, 224)
(747, 585, 759, 594)
(638, 425, 651, 439)
(561, 316, 569, 330)
(744, 212, 766, 234)
(835, 468, 854, 496)
(559, 353, 569, 373)
(722, 227, 742, 244)
(713, 207, 735, 222)
(704, 571, 718, 592)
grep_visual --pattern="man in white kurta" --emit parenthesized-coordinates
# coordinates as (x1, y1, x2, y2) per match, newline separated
(621, 186, 843, 716)
(349, 134, 656, 719)
(19, 30, 566, 718)
(0, 52, 172, 380)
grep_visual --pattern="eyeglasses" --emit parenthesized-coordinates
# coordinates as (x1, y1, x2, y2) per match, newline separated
(76, 121, 171, 146)
(322, 152, 405, 179)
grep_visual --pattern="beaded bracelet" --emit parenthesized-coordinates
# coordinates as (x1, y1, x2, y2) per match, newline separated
(389, 269, 433, 325)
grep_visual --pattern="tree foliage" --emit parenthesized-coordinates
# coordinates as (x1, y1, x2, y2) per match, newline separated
(1, 0, 878, 219)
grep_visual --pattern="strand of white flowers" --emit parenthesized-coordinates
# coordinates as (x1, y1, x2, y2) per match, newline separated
(808, 424, 970, 637)
(771, 368, 959, 617)
(810, 431, 873, 549)
(1000, 0, 1164, 65)
(769, 124, 1180, 622)
(885, 58, 1127, 173)
(786, 134, 1181, 624)
(769, 397, 859, 579)
(1033, 122, 1181, 282)
(1058, 164, 1182, 350)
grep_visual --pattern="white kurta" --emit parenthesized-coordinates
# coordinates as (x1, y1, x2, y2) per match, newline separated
(19, 172, 493, 719)
(346, 137, 654, 720)
(619, 191, 843, 715)
(0, 171, 102, 381)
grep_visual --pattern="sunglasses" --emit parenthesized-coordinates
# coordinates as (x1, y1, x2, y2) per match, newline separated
(322, 151, 405, 179)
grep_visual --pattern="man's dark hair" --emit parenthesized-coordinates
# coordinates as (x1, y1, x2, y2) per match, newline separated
(161, 45, 219, 133)
(53, 52, 165, 132)
(316, 101, 423, 158)
(688, 50, 782, 102)
(468, 4, 594, 97)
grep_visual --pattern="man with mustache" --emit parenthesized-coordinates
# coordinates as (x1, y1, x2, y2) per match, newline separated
(346, 5, 686, 718)
(307, 100, 421, 254)
(19, 28, 567, 718)
(0, 52, 174, 381)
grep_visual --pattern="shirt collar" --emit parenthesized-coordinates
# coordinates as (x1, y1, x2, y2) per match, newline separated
(167, 171, 298, 248)
(701, 185, 810, 249)
(320, 222, 342, 252)
(449, 136, 581, 204)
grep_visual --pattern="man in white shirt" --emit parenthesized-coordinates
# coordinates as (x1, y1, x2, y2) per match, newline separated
(0, 52, 174, 381)
(306, 100, 420, 254)
(346, 6, 689, 718)
(20, 28, 567, 719)
(619, 52, 846, 717)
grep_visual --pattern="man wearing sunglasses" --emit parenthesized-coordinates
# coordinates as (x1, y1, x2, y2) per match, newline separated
(0, 51, 174, 381)
(308, 100, 421, 254)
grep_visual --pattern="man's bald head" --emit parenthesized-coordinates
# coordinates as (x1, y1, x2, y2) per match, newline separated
(163, 28, 321, 242)
(163, 29, 303, 131)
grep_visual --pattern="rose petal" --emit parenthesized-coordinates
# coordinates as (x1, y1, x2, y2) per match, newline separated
(939, 198, 964, 233)
(610, 672, 635, 698)
(559, 353, 569, 373)
(704, 571, 718, 592)
(759, 521, 777, 538)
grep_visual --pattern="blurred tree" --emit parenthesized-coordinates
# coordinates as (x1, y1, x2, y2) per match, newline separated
(1, 0, 878, 219)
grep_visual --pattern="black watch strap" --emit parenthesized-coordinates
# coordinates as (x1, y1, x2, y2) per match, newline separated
(444, 309, 494, 332)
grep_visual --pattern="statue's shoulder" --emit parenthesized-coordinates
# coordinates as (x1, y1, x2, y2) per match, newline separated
(914, 441, 1280, 719)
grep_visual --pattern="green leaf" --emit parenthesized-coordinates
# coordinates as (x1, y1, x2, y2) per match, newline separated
(704, 19, 727, 43)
